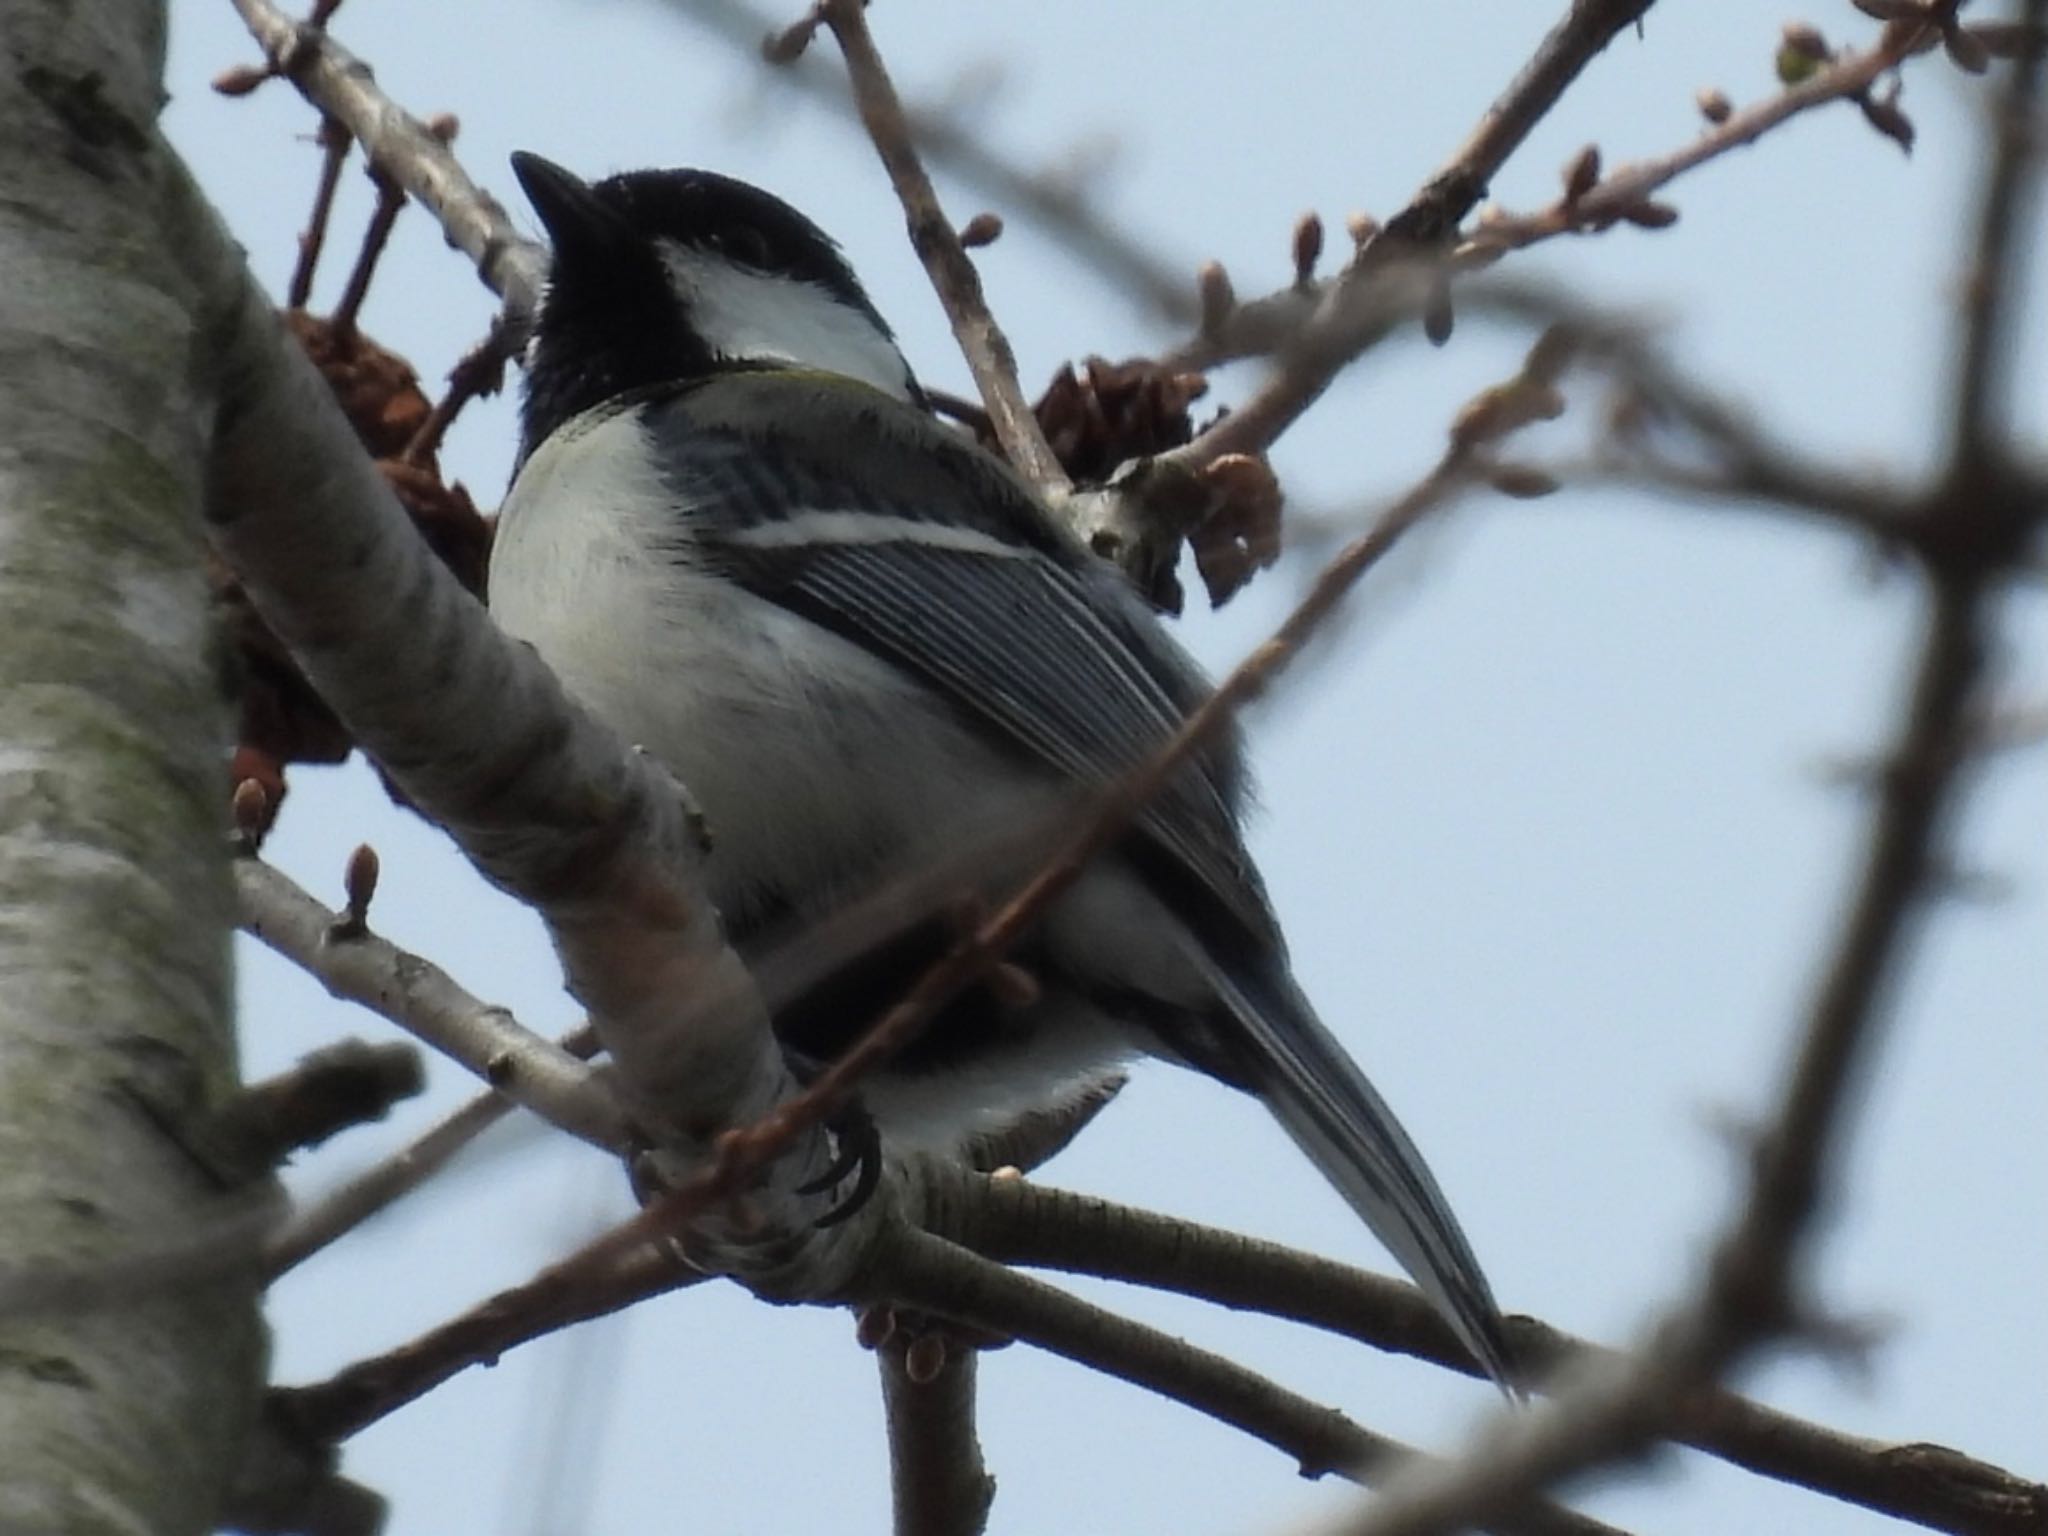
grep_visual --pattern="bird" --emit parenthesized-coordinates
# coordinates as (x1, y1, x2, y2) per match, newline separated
(489, 151, 1515, 1388)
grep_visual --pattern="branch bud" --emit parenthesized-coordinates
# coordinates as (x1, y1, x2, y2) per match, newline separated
(1196, 261, 1236, 337)
(1291, 211, 1324, 288)
(1562, 144, 1601, 204)
(957, 211, 1004, 248)
(212, 63, 272, 97)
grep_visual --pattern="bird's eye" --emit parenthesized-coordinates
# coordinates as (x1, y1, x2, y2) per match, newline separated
(714, 225, 774, 269)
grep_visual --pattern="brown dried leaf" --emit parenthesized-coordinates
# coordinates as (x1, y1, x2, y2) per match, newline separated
(284, 310, 433, 460)
(1027, 358, 1207, 486)
(1190, 453, 1284, 608)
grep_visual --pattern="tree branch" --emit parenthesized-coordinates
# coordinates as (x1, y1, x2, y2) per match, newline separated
(1400, 0, 1660, 244)
(878, 1336, 995, 1536)
(1947, 3, 2046, 464)
(227, 0, 546, 314)
(235, 858, 626, 1155)
(1159, 6, 1941, 476)
(662, 0, 1196, 326)
(923, 1166, 2048, 1536)
(871, 1225, 1630, 1536)
(797, 0, 1072, 497)
(262, 1024, 602, 1279)
(278, 1238, 701, 1442)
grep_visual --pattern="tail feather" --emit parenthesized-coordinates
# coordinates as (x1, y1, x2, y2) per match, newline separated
(1206, 963, 1516, 1390)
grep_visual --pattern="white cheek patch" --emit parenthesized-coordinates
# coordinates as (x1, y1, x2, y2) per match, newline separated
(657, 239, 916, 402)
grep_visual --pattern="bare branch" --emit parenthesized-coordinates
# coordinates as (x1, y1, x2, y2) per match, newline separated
(878, 1338, 995, 1536)
(1159, 7, 1944, 478)
(230, 1038, 424, 1160)
(1401, 0, 1659, 244)
(1304, 319, 2024, 1536)
(279, 1238, 700, 1442)
(235, 857, 625, 1153)
(872, 1225, 1630, 1536)
(803, 0, 1071, 497)
(1947, 8, 2047, 462)
(927, 1166, 2048, 1536)
(1454, 21, 1946, 265)
(228, 0, 545, 313)
(262, 1023, 602, 1279)
(662, 0, 1196, 325)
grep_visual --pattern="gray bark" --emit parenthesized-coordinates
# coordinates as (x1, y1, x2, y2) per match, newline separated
(0, 2, 268, 1531)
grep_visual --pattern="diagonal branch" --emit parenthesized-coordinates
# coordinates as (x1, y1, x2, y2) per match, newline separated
(1161, 6, 1941, 474)
(262, 1024, 603, 1279)
(228, 0, 546, 314)
(805, 0, 1071, 497)
(1308, 333, 2016, 1536)
(661, 0, 1196, 326)
(1395, 0, 1660, 244)
(236, 858, 624, 1155)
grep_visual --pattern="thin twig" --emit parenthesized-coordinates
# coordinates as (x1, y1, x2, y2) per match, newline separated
(262, 1023, 602, 1279)
(329, 166, 404, 344)
(1947, 2, 2047, 465)
(809, 0, 1070, 496)
(279, 1237, 700, 1441)
(1307, 527, 1996, 1536)
(288, 115, 351, 310)
(401, 310, 520, 465)
(234, 858, 626, 1154)
(1397, 0, 1659, 244)
(1160, 6, 1942, 473)
(228, 0, 546, 312)
(662, 0, 1194, 325)
(1453, 21, 1942, 266)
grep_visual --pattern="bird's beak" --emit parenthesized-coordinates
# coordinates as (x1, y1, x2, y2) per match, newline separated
(510, 152, 631, 267)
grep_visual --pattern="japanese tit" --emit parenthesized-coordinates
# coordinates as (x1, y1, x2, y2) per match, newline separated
(490, 153, 1514, 1387)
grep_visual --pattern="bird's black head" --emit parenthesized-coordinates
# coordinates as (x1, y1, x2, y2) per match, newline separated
(510, 153, 919, 459)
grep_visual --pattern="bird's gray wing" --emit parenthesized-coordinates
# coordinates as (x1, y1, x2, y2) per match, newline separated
(637, 371, 1281, 953)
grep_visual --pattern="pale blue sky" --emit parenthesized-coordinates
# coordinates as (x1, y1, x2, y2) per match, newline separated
(166, 3, 2044, 1532)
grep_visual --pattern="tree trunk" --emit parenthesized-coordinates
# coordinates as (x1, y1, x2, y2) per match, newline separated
(0, 1, 268, 1531)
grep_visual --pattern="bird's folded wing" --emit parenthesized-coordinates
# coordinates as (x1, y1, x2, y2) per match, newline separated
(638, 373, 1280, 953)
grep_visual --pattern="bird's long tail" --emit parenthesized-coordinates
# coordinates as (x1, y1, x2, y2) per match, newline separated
(1205, 962, 1516, 1390)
